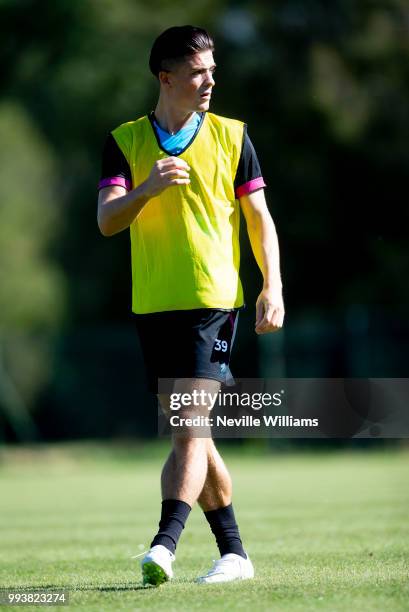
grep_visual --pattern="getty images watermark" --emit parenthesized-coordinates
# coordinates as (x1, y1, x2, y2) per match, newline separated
(167, 389, 317, 428)
(157, 378, 409, 438)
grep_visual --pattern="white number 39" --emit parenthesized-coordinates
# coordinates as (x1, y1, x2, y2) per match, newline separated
(214, 339, 228, 352)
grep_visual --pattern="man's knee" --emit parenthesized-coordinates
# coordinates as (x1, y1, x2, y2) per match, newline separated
(172, 435, 207, 462)
(160, 379, 220, 439)
(173, 434, 206, 448)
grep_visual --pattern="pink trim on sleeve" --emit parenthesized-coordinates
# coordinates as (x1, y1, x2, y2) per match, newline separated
(98, 177, 131, 191)
(235, 177, 266, 198)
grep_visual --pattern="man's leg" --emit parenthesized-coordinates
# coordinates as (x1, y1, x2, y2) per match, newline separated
(197, 438, 232, 510)
(150, 378, 218, 555)
(157, 385, 247, 560)
(197, 438, 247, 559)
(147, 378, 252, 585)
(193, 437, 254, 583)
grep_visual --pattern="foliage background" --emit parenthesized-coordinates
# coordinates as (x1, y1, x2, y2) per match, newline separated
(0, 0, 408, 441)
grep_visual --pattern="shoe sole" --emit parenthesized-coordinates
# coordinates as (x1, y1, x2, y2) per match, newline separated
(196, 574, 254, 584)
(142, 560, 169, 586)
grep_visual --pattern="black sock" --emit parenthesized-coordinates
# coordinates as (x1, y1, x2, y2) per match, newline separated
(150, 499, 191, 554)
(204, 503, 247, 559)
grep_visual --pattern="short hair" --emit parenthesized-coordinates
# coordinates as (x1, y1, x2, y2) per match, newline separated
(149, 25, 214, 78)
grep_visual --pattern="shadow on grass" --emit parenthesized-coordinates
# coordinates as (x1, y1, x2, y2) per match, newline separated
(2, 584, 150, 592)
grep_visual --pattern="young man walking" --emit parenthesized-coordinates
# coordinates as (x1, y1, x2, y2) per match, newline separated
(97, 26, 284, 586)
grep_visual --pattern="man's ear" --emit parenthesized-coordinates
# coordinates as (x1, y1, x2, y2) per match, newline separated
(158, 70, 171, 88)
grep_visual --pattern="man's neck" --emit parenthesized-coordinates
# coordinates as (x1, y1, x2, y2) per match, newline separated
(154, 99, 196, 135)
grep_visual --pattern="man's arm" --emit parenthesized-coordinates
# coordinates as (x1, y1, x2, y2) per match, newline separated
(98, 183, 150, 237)
(239, 188, 285, 334)
(97, 156, 190, 237)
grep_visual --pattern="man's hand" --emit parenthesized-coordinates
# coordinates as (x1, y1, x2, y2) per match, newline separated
(255, 287, 285, 334)
(239, 189, 284, 334)
(97, 157, 191, 237)
(143, 157, 190, 198)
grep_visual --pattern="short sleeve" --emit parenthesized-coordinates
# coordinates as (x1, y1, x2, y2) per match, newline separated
(234, 126, 266, 198)
(98, 133, 132, 191)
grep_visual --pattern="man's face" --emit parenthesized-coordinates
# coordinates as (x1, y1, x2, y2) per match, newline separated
(161, 50, 216, 113)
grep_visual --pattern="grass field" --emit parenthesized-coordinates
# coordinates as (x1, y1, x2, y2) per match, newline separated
(0, 442, 408, 611)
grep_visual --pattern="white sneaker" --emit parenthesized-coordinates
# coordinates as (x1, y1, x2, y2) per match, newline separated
(141, 545, 175, 586)
(196, 552, 254, 584)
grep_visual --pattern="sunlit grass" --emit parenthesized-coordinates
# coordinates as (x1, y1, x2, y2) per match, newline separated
(0, 442, 408, 611)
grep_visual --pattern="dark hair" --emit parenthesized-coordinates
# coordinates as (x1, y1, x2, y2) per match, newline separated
(149, 25, 214, 78)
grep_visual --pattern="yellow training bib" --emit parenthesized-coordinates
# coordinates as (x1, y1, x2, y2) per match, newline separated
(112, 112, 245, 314)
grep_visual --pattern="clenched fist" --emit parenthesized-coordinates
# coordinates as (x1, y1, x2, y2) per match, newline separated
(143, 157, 190, 199)
(255, 288, 285, 334)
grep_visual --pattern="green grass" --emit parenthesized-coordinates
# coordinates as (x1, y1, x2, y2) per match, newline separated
(0, 442, 408, 611)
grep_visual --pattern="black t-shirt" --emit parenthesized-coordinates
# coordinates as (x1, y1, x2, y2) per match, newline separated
(99, 120, 265, 196)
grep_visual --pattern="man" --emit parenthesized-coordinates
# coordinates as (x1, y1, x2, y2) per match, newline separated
(97, 25, 284, 586)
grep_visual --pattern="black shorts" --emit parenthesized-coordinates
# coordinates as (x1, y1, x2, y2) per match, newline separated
(134, 308, 240, 394)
